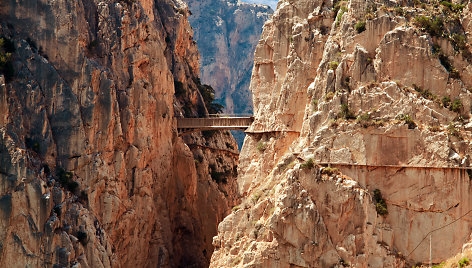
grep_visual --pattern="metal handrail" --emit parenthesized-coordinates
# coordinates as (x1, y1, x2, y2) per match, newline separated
(208, 113, 254, 118)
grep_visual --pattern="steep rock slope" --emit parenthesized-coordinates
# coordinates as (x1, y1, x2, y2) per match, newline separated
(185, 0, 272, 115)
(211, 0, 472, 266)
(0, 0, 238, 267)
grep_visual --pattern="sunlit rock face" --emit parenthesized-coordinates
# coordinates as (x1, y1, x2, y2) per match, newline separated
(0, 0, 239, 267)
(211, 0, 472, 267)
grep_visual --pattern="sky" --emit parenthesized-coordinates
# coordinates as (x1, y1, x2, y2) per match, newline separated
(240, 0, 278, 10)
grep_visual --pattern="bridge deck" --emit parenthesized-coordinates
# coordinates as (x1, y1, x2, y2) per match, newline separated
(177, 117, 253, 128)
(177, 117, 254, 135)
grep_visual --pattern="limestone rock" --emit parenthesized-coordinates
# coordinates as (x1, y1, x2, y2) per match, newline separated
(0, 0, 238, 267)
(212, 0, 472, 266)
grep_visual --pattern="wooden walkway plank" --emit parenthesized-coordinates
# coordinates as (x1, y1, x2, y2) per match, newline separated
(177, 116, 254, 136)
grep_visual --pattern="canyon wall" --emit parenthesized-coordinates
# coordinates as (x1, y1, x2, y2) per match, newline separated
(0, 0, 238, 267)
(211, 0, 472, 266)
(185, 0, 272, 115)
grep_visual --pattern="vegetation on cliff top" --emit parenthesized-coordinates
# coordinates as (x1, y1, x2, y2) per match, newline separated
(195, 78, 224, 114)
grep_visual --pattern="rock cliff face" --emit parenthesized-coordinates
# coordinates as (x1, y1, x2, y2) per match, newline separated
(185, 0, 272, 115)
(0, 0, 238, 267)
(211, 0, 472, 266)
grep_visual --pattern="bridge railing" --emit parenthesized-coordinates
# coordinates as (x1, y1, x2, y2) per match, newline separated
(208, 113, 254, 118)
(177, 117, 254, 128)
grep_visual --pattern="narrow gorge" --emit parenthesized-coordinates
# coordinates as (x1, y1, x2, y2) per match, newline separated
(184, 0, 272, 147)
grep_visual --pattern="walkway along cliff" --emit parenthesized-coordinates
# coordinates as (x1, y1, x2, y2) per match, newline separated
(0, 0, 239, 267)
(210, 0, 472, 267)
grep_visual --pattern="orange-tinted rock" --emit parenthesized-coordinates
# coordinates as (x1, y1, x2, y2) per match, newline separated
(0, 0, 238, 267)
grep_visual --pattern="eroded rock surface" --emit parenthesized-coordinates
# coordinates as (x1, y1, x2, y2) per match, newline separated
(0, 0, 238, 267)
(211, 0, 472, 266)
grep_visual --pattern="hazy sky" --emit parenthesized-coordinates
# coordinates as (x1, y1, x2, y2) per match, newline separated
(240, 0, 278, 10)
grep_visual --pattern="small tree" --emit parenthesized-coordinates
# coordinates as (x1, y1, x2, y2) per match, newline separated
(450, 98, 463, 113)
(300, 158, 314, 170)
(354, 21, 366, 33)
(373, 189, 388, 216)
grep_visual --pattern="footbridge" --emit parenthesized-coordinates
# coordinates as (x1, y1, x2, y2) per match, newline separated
(177, 114, 254, 136)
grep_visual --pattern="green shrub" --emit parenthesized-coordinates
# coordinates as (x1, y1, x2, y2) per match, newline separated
(394, 6, 404, 16)
(451, 98, 463, 113)
(336, 6, 348, 26)
(459, 257, 470, 268)
(396, 114, 416, 129)
(257, 141, 267, 152)
(0, 36, 15, 82)
(432, 44, 441, 55)
(0, 37, 15, 53)
(449, 68, 460, 79)
(329, 61, 339, 70)
(413, 84, 436, 101)
(300, 158, 315, 170)
(373, 189, 388, 216)
(357, 113, 371, 128)
(442, 96, 451, 108)
(312, 99, 318, 111)
(364, 2, 377, 20)
(440, 1, 465, 12)
(451, 33, 467, 51)
(56, 168, 79, 193)
(195, 78, 224, 114)
(357, 113, 370, 122)
(440, 1, 453, 8)
(414, 15, 444, 37)
(447, 123, 461, 138)
(354, 21, 366, 33)
(325, 91, 335, 101)
(338, 104, 356, 120)
(333, 1, 347, 18)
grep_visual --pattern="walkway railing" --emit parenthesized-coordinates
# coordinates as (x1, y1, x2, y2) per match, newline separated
(177, 115, 254, 136)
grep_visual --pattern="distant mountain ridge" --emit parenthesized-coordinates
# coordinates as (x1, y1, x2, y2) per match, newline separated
(185, 0, 273, 147)
(240, 0, 278, 10)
